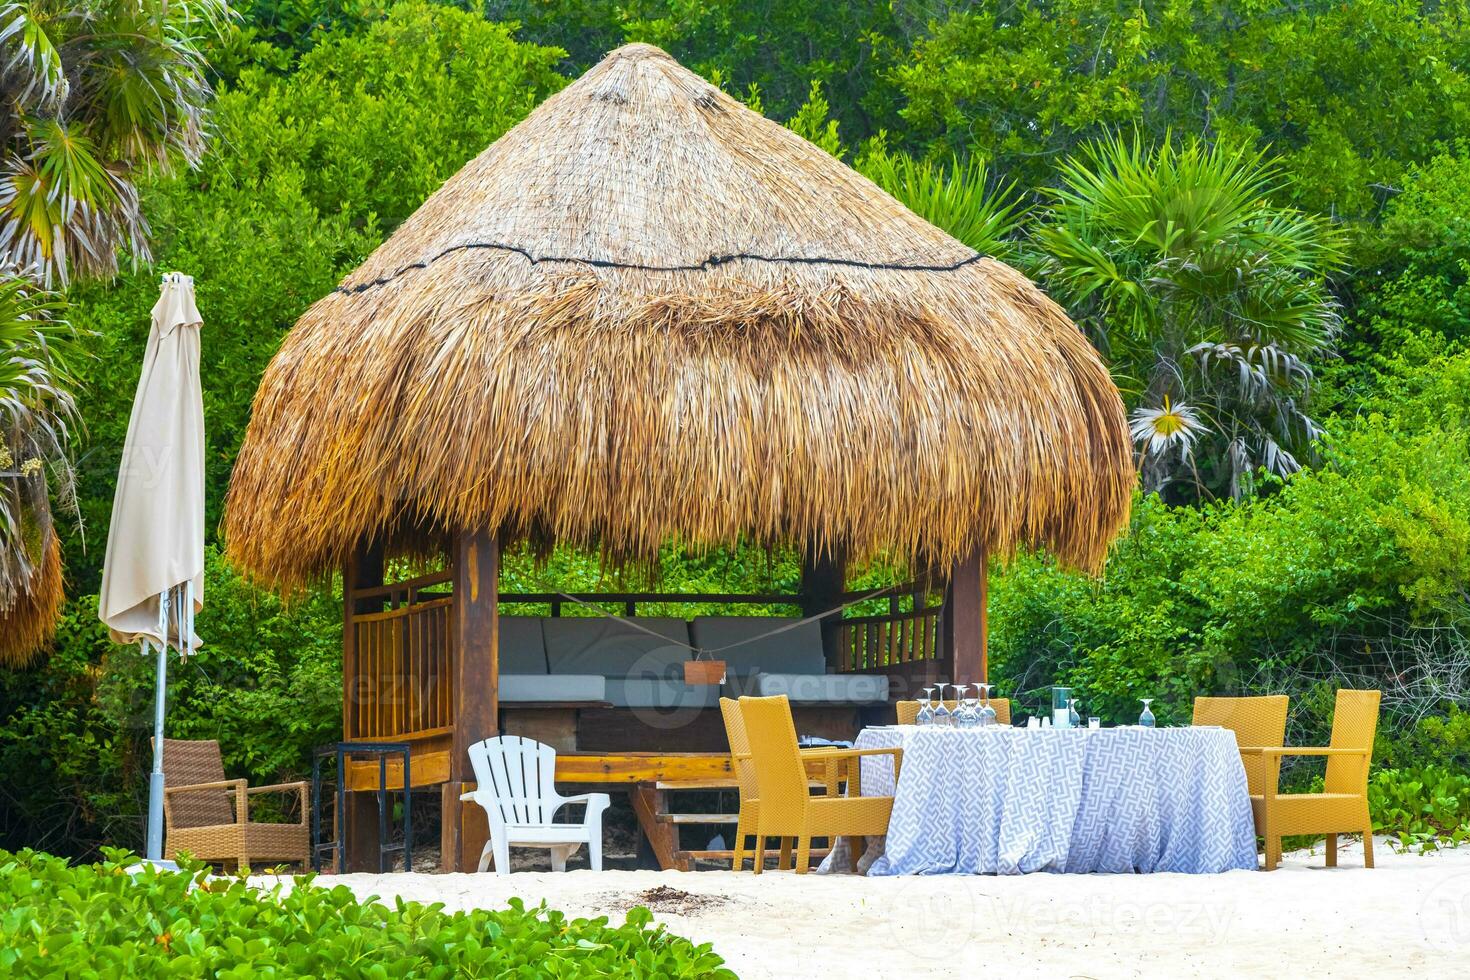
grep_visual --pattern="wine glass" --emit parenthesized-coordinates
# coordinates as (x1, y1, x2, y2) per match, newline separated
(916, 687, 935, 727)
(960, 685, 980, 729)
(933, 683, 952, 728)
(978, 683, 997, 727)
(952, 683, 972, 728)
(1139, 698, 1157, 728)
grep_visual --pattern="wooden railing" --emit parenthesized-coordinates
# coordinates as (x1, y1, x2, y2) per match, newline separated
(347, 597, 453, 740)
(836, 606, 943, 673)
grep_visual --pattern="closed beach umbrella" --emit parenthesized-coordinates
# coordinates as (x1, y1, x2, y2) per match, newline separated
(98, 272, 205, 862)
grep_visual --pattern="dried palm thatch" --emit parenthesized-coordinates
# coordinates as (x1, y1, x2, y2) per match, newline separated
(0, 519, 62, 668)
(224, 44, 1133, 590)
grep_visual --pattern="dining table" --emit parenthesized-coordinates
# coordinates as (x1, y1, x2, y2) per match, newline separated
(816, 724, 1258, 875)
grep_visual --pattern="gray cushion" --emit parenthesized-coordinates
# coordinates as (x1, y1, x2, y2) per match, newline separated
(500, 674, 606, 703)
(606, 678, 719, 709)
(754, 672, 889, 703)
(498, 617, 549, 674)
(543, 617, 691, 679)
(689, 617, 826, 675)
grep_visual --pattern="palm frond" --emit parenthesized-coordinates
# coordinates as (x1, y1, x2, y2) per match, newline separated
(0, 3, 67, 110)
(0, 0, 229, 281)
(858, 148, 1029, 261)
(0, 267, 77, 658)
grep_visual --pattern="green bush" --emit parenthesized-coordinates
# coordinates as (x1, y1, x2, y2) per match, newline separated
(1369, 767, 1470, 852)
(989, 348, 1470, 745)
(893, 0, 1470, 217)
(0, 849, 735, 978)
(0, 548, 342, 856)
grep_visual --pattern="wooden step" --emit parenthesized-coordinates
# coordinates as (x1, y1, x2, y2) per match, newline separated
(653, 777, 830, 791)
(658, 812, 740, 825)
(676, 849, 734, 861)
(676, 847, 835, 863)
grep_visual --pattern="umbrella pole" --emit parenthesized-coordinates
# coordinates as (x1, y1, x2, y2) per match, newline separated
(144, 589, 171, 862)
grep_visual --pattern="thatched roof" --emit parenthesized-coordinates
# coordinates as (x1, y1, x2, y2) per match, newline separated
(223, 44, 1132, 590)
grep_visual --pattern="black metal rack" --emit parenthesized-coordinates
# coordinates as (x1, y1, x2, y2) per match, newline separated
(311, 741, 413, 873)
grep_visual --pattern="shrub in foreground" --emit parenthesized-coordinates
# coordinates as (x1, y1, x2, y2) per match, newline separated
(0, 850, 735, 978)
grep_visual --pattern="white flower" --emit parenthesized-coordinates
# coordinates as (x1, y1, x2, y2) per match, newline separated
(1129, 397, 1209, 459)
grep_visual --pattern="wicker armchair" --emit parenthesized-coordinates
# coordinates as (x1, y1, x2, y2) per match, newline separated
(738, 695, 901, 874)
(1239, 689, 1381, 871)
(159, 738, 309, 871)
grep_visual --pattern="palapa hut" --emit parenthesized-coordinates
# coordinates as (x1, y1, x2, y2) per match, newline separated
(223, 44, 1133, 871)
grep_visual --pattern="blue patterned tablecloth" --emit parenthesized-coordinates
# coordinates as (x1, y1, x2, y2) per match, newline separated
(818, 725, 1257, 875)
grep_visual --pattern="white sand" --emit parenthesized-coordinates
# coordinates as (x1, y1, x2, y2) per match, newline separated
(264, 839, 1470, 977)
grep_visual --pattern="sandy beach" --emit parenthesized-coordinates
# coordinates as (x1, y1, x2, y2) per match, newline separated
(263, 838, 1470, 977)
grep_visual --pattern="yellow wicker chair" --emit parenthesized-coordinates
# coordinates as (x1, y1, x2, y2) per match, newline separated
(738, 695, 902, 874)
(896, 698, 1011, 726)
(159, 738, 310, 871)
(1240, 689, 1381, 871)
(720, 698, 850, 871)
(1192, 695, 1289, 798)
(721, 697, 771, 872)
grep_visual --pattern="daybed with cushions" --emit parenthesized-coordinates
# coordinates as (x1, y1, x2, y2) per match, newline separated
(689, 616, 889, 704)
(497, 616, 606, 703)
(496, 615, 887, 708)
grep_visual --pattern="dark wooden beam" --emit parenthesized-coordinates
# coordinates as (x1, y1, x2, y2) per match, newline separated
(342, 538, 384, 740)
(944, 545, 988, 684)
(341, 538, 384, 871)
(443, 527, 498, 872)
(800, 546, 847, 671)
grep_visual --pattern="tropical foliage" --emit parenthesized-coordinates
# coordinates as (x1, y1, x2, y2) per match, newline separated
(1, 0, 1469, 857)
(1034, 135, 1345, 500)
(0, 270, 75, 664)
(0, 0, 228, 658)
(858, 146, 1028, 262)
(892, 0, 1470, 218)
(0, 849, 735, 977)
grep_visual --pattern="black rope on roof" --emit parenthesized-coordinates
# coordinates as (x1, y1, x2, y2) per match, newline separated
(333, 240, 987, 295)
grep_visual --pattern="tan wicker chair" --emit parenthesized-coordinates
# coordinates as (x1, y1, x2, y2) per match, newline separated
(159, 738, 310, 870)
(719, 697, 848, 872)
(1239, 690, 1381, 871)
(738, 695, 901, 874)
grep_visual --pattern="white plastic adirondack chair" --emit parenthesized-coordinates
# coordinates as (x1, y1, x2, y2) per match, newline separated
(461, 736, 611, 874)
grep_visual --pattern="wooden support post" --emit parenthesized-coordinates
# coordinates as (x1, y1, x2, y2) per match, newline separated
(944, 546, 988, 684)
(342, 539, 384, 872)
(800, 546, 847, 671)
(443, 527, 499, 873)
(630, 783, 688, 871)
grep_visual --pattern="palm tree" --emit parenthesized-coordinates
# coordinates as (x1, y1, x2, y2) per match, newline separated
(0, 0, 226, 661)
(1034, 134, 1345, 501)
(0, 269, 77, 664)
(0, 0, 228, 284)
